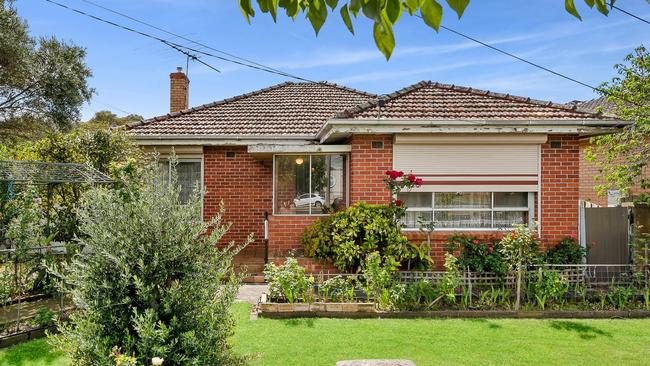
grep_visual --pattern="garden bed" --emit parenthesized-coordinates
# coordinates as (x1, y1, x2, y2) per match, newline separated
(258, 300, 650, 319)
(0, 324, 56, 348)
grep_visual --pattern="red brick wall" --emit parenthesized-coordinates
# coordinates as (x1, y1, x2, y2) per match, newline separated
(540, 135, 580, 246)
(203, 146, 272, 249)
(350, 135, 393, 204)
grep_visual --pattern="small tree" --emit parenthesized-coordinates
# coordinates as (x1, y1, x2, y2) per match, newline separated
(499, 224, 540, 310)
(49, 164, 247, 365)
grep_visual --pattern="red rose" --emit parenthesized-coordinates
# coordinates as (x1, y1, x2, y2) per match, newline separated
(471, 239, 479, 245)
(510, 232, 516, 240)
(488, 245, 494, 253)
(397, 171, 404, 177)
(569, 233, 578, 240)
(407, 174, 416, 183)
(395, 199, 403, 206)
(415, 178, 423, 186)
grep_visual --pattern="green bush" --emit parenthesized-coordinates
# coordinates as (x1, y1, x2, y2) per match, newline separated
(300, 202, 416, 272)
(264, 257, 314, 303)
(31, 308, 57, 328)
(545, 237, 586, 264)
(445, 234, 507, 275)
(396, 280, 437, 311)
(48, 165, 245, 366)
(317, 275, 357, 303)
(527, 269, 569, 310)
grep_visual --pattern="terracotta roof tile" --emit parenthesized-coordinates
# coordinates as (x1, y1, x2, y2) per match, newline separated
(336, 81, 608, 120)
(127, 82, 375, 136)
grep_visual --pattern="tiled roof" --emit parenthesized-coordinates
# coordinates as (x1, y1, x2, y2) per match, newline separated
(127, 82, 375, 136)
(575, 96, 617, 116)
(336, 81, 608, 120)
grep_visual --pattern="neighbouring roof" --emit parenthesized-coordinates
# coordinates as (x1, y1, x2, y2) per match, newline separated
(575, 96, 617, 116)
(127, 82, 375, 137)
(336, 81, 610, 121)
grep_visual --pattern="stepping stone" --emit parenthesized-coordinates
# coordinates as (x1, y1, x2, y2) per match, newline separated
(336, 360, 416, 366)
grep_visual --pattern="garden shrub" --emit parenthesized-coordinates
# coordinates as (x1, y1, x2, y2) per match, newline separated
(49, 164, 245, 366)
(31, 308, 57, 328)
(396, 279, 437, 311)
(445, 234, 507, 275)
(264, 257, 314, 303)
(606, 285, 635, 310)
(317, 275, 357, 303)
(544, 236, 586, 264)
(300, 203, 413, 272)
(362, 251, 400, 310)
(527, 269, 569, 310)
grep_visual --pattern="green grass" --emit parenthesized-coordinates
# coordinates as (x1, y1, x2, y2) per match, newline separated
(2, 303, 650, 365)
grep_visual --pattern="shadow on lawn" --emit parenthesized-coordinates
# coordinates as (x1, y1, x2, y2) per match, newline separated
(549, 321, 612, 340)
(461, 318, 503, 329)
(282, 318, 315, 328)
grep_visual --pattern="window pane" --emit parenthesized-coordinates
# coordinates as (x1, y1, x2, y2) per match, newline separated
(435, 211, 491, 228)
(435, 192, 491, 209)
(397, 192, 432, 208)
(176, 162, 201, 203)
(275, 155, 310, 214)
(402, 211, 433, 229)
(494, 211, 529, 228)
(494, 192, 528, 208)
(309, 155, 347, 214)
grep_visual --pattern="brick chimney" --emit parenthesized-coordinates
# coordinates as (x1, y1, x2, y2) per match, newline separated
(170, 67, 189, 113)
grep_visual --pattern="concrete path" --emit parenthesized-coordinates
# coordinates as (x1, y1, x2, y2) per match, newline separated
(237, 284, 267, 304)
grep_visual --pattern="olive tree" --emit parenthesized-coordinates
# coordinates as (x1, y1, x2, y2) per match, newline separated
(49, 164, 248, 365)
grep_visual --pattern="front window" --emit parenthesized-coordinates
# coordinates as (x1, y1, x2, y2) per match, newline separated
(274, 154, 347, 215)
(158, 160, 202, 203)
(398, 192, 534, 230)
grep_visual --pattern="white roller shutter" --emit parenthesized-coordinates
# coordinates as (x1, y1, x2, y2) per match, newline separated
(393, 134, 543, 192)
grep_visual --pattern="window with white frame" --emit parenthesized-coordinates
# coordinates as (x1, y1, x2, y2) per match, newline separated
(158, 160, 202, 203)
(397, 192, 534, 230)
(274, 154, 347, 215)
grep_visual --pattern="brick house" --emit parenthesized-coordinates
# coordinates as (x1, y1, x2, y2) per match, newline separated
(127, 69, 626, 273)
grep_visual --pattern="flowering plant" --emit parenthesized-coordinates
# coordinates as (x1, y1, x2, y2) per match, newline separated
(383, 170, 423, 223)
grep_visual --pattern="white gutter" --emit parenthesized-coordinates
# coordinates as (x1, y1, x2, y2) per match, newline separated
(316, 118, 630, 143)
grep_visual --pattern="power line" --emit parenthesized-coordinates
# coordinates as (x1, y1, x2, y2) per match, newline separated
(44, 0, 222, 73)
(45, 0, 316, 82)
(78, 0, 307, 80)
(612, 4, 650, 26)
(414, 18, 602, 92)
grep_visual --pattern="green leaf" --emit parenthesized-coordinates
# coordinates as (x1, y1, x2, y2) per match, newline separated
(349, 0, 362, 16)
(238, 0, 255, 22)
(325, 0, 339, 9)
(445, 0, 470, 19)
(362, 0, 382, 21)
(340, 4, 355, 34)
(403, 0, 422, 15)
(307, 0, 329, 35)
(386, 0, 403, 23)
(595, 0, 609, 15)
(279, 0, 300, 18)
(373, 13, 395, 60)
(257, 0, 278, 21)
(421, 0, 443, 32)
(565, 0, 582, 20)
(583, 0, 595, 8)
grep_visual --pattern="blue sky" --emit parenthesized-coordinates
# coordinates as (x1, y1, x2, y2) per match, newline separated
(15, 0, 650, 120)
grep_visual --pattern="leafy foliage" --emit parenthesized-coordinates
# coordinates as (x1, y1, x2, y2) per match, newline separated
(527, 269, 569, 310)
(445, 233, 507, 275)
(300, 202, 412, 271)
(544, 236, 586, 265)
(238, 0, 614, 59)
(48, 165, 246, 366)
(317, 275, 357, 302)
(499, 224, 541, 270)
(264, 257, 314, 303)
(0, 1, 93, 135)
(586, 46, 650, 196)
(0, 128, 143, 242)
(362, 251, 399, 309)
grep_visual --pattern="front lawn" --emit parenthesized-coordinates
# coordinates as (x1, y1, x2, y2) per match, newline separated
(2, 303, 650, 366)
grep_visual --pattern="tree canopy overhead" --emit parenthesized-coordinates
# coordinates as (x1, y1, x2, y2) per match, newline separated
(238, 0, 615, 59)
(0, 0, 93, 134)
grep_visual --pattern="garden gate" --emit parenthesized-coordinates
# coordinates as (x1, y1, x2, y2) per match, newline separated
(581, 205, 630, 264)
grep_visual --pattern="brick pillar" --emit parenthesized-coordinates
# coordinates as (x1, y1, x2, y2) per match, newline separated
(349, 134, 393, 204)
(540, 135, 580, 247)
(170, 67, 189, 113)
